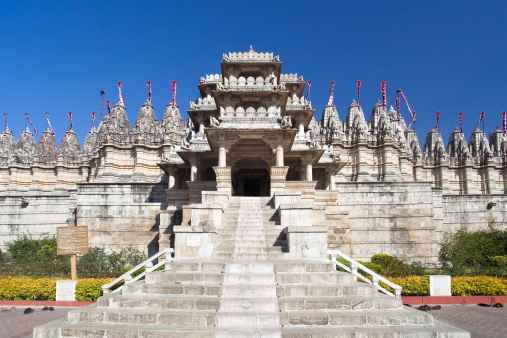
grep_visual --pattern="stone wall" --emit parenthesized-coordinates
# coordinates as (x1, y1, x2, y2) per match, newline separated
(329, 181, 439, 264)
(76, 181, 167, 255)
(0, 190, 77, 251)
(441, 194, 507, 234)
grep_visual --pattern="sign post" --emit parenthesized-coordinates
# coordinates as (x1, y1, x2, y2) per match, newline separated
(57, 226, 89, 280)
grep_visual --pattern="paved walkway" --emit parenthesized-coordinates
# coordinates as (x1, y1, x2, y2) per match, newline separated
(0, 304, 505, 337)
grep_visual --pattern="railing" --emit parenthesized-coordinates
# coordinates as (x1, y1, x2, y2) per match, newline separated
(328, 250, 402, 298)
(102, 248, 174, 294)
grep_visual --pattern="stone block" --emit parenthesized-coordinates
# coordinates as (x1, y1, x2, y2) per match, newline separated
(56, 280, 78, 301)
(428, 275, 452, 296)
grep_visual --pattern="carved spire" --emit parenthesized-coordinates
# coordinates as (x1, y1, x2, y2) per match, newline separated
(0, 127, 16, 164)
(446, 127, 470, 159)
(344, 100, 369, 141)
(34, 128, 59, 165)
(489, 127, 506, 157)
(82, 127, 98, 156)
(13, 127, 36, 164)
(96, 101, 134, 146)
(133, 100, 162, 144)
(319, 104, 342, 143)
(405, 128, 422, 161)
(468, 128, 492, 159)
(59, 129, 82, 164)
(423, 128, 447, 162)
(161, 103, 185, 143)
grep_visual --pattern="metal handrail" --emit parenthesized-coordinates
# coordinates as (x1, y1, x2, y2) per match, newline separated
(102, 248, 174, 294)
(328, 250, 402, 298)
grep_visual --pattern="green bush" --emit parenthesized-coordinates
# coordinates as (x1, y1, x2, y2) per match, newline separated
(382, 276, 430, 296)
(0, 277, 57, 300)
(5, 234, 69, 278)
(371, 254, 411, 277)
(439, 224, 507, 276)
(75, 278, 115, 302)
(452, 276, 507, 296)
(0, 234, 146, 279)
(77, 247, 146, 278)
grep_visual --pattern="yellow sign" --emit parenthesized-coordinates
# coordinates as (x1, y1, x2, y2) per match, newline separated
(57, 226, 89, 255)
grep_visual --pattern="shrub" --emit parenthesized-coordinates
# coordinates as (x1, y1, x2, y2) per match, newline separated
(75, 278, 115, 302)
(371, 254, 411, 277)
(384, 276, 430, 296)
(77, 247, 146, 278)
(439, 224, 507, 276)
(335, 258, 383, 277)
(0, 277, 57, 300)
(6, 234, 69, 278)
(451, 276, 507, 296)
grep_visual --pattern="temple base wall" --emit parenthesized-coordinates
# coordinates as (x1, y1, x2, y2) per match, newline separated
(76, 181, 167, 255)
(0, 190, 77, 251)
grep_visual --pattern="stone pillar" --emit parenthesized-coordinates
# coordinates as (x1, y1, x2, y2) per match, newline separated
(306, 163, 313, 181)
(328, 168, 336, 191)
(219, 146, 227, 167)
(189, 154, 198, 182)
(298, 118, 305, 136)
(168, 167, 176, 189)
(276, 145, 284, 167)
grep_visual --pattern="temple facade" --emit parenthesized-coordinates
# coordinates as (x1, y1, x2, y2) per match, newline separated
(0, 47, 506, 264)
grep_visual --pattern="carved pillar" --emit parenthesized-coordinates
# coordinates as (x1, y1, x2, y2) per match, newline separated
(189, 154, 198, 182)
(276, 145, 284, 166)
(213, 166, 232, 194)
(297, 116, 305, 137)
(168, 167, 176, 189)
(328, 168, 336, 191)
(306, 163, 313, 181)
(219, 145, 227, 167)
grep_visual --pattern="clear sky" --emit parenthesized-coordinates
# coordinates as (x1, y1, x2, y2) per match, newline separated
(1, 0, 506, 147)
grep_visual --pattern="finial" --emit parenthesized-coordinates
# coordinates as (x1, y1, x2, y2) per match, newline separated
(249, 45, 253, 51)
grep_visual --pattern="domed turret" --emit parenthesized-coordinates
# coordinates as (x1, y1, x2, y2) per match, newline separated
(161, 104, 185, 142)
(423, 128, 447, 162)
(34, 128, 58, 164)
(82, 127, 98, 156)
(446, 127, 470, 159)
(0, 127, 16, 164)
(13, 127, 36, 164)
(59, 129, 82, 164)
(133, 100, 162, 144)
(96, 101, 134, 146)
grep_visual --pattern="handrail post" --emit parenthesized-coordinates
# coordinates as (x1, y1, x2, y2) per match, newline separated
(350, 262, 358, 279)
(394, 288, 402, 298)
(102, 285, 110, 294)
(370, 275, 379, 292)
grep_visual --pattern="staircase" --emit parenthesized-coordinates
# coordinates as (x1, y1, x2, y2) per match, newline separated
(34, 196, 469, 337)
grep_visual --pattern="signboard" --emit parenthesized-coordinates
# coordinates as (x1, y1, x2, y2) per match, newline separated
(57, 226, 89, 255)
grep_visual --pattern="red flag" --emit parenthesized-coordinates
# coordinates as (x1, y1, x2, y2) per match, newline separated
(381, 81, 386, 108)
(147, 81, 151, 102)
(436, 111, 440, 131)
(118, 82, 125, 107)
(172, 81, 177, 107)
(503, 112, 506, 135)
(46, 112, 55, 136)
(68, 112, 73, 130)
(25, 113, 38, 135)
(459, 111, 463, 133)
(91, 112, 96, 133)
(106, 100, 111, 114)
(357, 80, 361, 107)
(395, 98, 400, 120)
(305, 81, 311, 102)
(474, 111, 485, 131)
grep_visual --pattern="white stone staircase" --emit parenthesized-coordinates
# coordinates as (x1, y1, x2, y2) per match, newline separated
(34, 196, 469, 337)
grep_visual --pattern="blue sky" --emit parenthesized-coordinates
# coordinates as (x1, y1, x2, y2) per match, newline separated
(1, 0, 506, 147)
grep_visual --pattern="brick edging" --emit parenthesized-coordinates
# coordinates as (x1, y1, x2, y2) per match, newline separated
(402, 295, 507, 305)
(0, 300, 94, 307)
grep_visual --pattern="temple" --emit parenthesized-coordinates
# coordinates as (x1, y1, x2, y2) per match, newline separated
(1, 47, 506, 264)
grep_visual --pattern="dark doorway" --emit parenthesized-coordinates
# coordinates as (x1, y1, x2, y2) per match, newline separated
(244, 179, 260, 196)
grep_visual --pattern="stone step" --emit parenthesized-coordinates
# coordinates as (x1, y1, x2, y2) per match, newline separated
(124, 282, 375, 298)
(34, 318, 470, 338)
(69, 304, 434, 327)
(214, 245, 286, 253)
(162, 260, 337, 273)
(216, 239, 287, 246)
